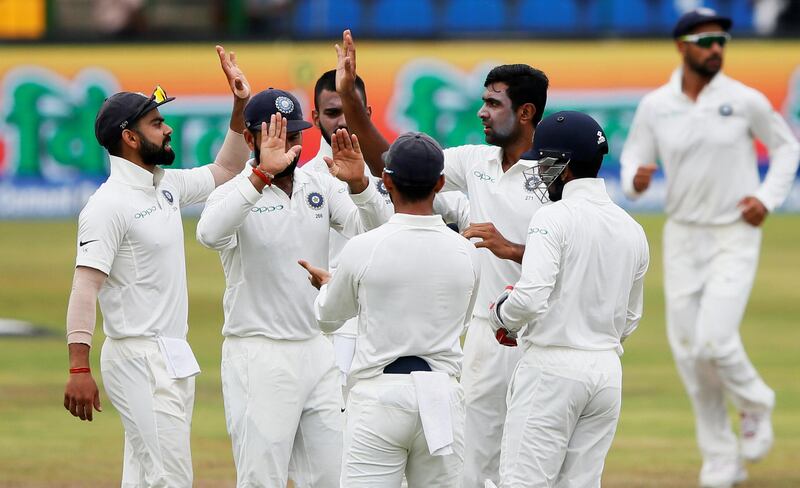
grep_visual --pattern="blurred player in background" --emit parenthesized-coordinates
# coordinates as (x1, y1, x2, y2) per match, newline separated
(301, 132, 480, 487)
(621, 8, 800, 487)
(196, 88, 390, 487)
(62, 46, 251, 487)
(490, 111, 649, 488)
(332, 30, 549, 487)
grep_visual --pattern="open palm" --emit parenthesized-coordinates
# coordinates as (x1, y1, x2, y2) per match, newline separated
(324, 129, 366, 184)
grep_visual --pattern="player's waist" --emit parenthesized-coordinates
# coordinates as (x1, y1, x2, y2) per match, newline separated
(522, 344, 621, 371)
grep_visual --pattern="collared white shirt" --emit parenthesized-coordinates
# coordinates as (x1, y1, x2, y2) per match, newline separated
(621, 69, 800, 225)
(196, 161, 389, 340)
(442, 144, 543, 319)
(314, 213, 481, 380)
(76, 156, 215, 339)
(500, 179, 650, 352)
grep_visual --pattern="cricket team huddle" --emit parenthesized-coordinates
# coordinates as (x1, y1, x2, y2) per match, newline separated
(62, 8, 800, 488)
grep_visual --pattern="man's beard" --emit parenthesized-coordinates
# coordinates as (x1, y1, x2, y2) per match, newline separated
(547, 176, 566, 202)
(138, 133, 175, 166)
(687, 54, 722, 79)
(485, 119, 521, 148)
(320, 124, 347, 146)
(254, 146, 300, 179)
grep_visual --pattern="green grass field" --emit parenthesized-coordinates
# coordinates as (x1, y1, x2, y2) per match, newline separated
(0, 215, 798, 487)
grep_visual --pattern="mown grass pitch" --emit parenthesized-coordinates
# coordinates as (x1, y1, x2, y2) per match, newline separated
(0, 215, 798, 487)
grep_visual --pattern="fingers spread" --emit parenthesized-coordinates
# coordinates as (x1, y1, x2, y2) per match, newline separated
(350, 134, 361, 153)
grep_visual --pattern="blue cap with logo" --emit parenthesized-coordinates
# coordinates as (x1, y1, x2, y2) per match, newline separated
(673, 7, 732, 38)
(244, 88, 313, 133)
(383, 132, 444, 187)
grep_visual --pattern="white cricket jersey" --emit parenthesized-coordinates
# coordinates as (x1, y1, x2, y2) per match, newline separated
(500, 179, 650, 352)
(621, 69, 800, 225)
(442, 144, 543, 319)
(75, 156, 215, 339)
(196, 161, 390, 340)
(313, 213, 481, 380)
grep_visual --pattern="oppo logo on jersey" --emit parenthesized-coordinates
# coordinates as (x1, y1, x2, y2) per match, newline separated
(473, 171, 495, 183)
(528, 227, 549, 235)
(134, 206, 158, 219)
(251, 205, 285, 213)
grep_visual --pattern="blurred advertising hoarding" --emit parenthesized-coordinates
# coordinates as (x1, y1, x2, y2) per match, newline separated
(0, 40, 798, 218)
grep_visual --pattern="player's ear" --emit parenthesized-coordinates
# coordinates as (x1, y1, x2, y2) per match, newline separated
(243, 130, 256, 152)
(519, 102, 535, 125)
(381, 172, 394, 192)
(366, 105, 373, 118)
(120, 129, 139, 150)
(434, 174, 446, 193)
(311, 110, 321, 129)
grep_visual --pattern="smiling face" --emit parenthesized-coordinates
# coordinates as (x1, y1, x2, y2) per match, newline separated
(128, 108, 175, 166)
(477, 82, 523, 148)
(678, 22, 726, 78)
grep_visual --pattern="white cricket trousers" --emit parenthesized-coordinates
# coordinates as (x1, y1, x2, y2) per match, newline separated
(100, 337, 195, 488)
(663, 220, 775, 461)
(461, 317, 524, 488)
(221, 334, 343, 488)
(342, 374, 465, 487)
(499, 346, 622, 488)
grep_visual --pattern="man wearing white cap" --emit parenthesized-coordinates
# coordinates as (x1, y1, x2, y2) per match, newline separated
(301, 132, 480, 487)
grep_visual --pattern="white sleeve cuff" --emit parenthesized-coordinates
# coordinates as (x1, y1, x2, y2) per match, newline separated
(236, 174, 263, 205)
(349, 179, 377, 205)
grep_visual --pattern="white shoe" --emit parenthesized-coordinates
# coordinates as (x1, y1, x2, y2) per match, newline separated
(700, 457, 748, 488)
(740, 409, 774, 462)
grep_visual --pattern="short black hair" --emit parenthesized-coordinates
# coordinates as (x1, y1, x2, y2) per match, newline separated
(569, 154, 604, 179)
(484, 64, 549, 126)
(314, 70, 367, 109)
(388, 176, 438, 203)
(106, 119, 144, 156)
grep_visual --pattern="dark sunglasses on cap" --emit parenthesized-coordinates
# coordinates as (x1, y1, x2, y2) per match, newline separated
(679, 32, 731, 48)
(126, 85, 172, 128)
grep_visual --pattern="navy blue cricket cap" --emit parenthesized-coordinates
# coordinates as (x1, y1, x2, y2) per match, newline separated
(95, 85, 175, 149)
(673, 8, 732, 38)
(523, 111, 609, 164)
(383, 132, 444, 187)
(244, 88, 313, 133)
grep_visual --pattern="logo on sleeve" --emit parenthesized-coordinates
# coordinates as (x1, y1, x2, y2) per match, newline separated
(306, 192, 325, 210)
(162, 190, 174, 205)
(79, 239, 98, 247)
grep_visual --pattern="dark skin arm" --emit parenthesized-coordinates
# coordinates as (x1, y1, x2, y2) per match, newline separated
(336, 29, 390, 177)
(462, 222, 525, 264)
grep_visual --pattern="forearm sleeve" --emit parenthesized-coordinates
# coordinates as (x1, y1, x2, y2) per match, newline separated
(65, 266, 106, 345)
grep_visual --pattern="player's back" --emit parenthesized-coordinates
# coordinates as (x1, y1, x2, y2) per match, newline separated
(523, 179, 648, 351)
(344, 214, 480, 380)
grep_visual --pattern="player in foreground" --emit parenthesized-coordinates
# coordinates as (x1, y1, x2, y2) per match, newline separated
(300, 132, 480, 487)
(333, 29, 549, 487)
(196, 88, 390, 487)
(62, 46, 251, 487)
(621, 8, 800, 487)
(488, 111, 650, 488)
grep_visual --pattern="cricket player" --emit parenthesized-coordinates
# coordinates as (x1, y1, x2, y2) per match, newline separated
(332, 30, 549, 486)
(300, 132, 481, 487)
(489, 111, 650, 488)
(62, 47, 252, 487)
(305, 69, 470, 392)
(620, 9, 800, 487)
(195, 89, 390, 487)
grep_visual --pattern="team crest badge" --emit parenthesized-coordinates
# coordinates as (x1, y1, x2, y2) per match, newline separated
(376, 180, 389, 196)
(523, 173, 540, 193)
(162, 190, 174, 204)
(719, 104, 733, 116)
(275, 96, 294, 114)
(306, 191, 325, 210)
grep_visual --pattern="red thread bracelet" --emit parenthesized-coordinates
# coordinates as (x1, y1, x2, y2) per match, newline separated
(252, 166, 273, 186)
(69, 367, 91, 374)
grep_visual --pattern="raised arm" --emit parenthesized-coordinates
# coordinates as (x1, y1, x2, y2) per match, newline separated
(336, 29, 390, 176)
(208, 45, 252, 187)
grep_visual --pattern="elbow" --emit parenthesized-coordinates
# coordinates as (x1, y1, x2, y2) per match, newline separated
(196, 221, 228, 250)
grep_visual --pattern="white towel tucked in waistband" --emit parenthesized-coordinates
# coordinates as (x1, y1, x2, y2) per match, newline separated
(411, 371, 453, 456)
(157, 336, 201, 379)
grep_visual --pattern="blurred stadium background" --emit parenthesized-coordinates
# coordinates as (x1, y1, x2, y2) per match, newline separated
(0, 0, 798, 486)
